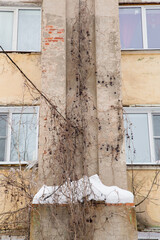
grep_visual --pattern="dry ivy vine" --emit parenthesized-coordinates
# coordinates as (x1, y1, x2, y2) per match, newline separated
(0, 1, 98, 239)
(0, 0, 126, 239)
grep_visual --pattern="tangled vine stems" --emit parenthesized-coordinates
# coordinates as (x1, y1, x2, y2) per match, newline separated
(0, 46, 82, 134)
(0, 167, 36, 237)
(0, 1, 96, 239)
(0, 0, 104, 239)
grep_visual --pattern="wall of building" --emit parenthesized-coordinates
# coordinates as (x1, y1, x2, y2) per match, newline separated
(0, 0, 137, 238)
(39, 0, 127, 189)
(121, 42, 160, 230)
(94, 204, 137, 240)
(0, 41, 41, 239)
(127, 168, 160, 228)
(0, 54, 41, 105)
(0, 168, 37, 237)
(34, 0, 138, 239)
(30, 204, 137, 240)
(120, 0, 160, 230)
(38, 0, 66, 186)
(122, 52, 160, 106)
(0, 2, 42, 238)
(95, 0, 127, 188)
(0, 0, 41, 6)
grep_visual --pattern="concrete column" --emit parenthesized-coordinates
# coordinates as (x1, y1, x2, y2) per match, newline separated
(38, 0, 66, 185)
(30, 204, 137, 240)
(66, 0, 98, 178)
(38, 0, 128, 188)
(95, 0, 127, 188)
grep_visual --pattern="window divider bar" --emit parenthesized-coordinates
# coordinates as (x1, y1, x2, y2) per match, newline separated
(148, 112, 155, 163)
(142, 6, 148, 49)
(6, 111, 12, 162)
(35, 107, 39, 163)
(12, 9, 18, 51)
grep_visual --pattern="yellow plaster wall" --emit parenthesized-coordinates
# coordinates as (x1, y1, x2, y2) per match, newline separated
(0, 52, 40, 233)
(0, 53, 41, 105)
(122, 51, 160, 227)
(121, 52, 160, 105)
(127, 169, 160, 228)
(0, 167, 38, 234)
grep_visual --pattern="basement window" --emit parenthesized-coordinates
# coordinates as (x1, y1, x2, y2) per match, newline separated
(0, 106, 38, 164)
(0, 7, 41, 52)
(124, 107, 160, 164)
(119, 6, 160, 50)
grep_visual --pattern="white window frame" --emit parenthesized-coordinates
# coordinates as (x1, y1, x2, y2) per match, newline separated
(138, 231, 160, 239)
(139, 238, 159, 240)
(0, 6, 41, 52)
(0, 106, 39, 165)
(124, 107, 160, 165)
(0, 236, 26, 240)
(119, 5, 160, 50)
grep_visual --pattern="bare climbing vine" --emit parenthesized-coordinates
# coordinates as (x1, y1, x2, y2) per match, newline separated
(0, 1, 98, 239)
(0, 0, 127, 239)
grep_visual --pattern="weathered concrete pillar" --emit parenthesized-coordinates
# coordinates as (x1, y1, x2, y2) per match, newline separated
(30, 1, 137, 240)
(95, 0, 127, 188)
(66, 0, 98, 178)
(38, 0, 66, 185)
(39, 0, 127, 188)
(30, 204, 137, 240)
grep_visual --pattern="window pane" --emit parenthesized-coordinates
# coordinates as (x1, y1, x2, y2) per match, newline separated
(0, 11, 13, 51)
(154, 139, 160, 161)
(119, 8, 143, 49)
(17, 10, 41, 51)
(0, 115, 7, 136)
(153, 115, 160, 136)
(0, 139, 6, 161)
(10, 113, 37, 162)
(146, 9, 160, 49)
(124, 114, 151, 163)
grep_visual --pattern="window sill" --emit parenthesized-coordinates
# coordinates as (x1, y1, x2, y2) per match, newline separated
(121, 49, 160, 55)
(127, 163, 160, 170)
(0, 51, 41, 54)
(0, 161, 28, 165)
(0, 162, 29, 169)
(0, 161, 38, 169)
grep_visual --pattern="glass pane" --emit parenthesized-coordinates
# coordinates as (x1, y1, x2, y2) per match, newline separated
(124, 113, 151, 163)
(18, 10, 41, 51)
(10, 113, 37, 162)
(0, 11, 13, 51)
(119, 8, 143, 49)
(0, 115, 7, 136)
(146, 9, 160, 49)
(154, 139, 160, 161)
(0, 138, 6, 161)
(153, 115, 160, 136)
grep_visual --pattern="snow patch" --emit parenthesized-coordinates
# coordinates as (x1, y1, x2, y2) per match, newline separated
(33, 174, 134, 204)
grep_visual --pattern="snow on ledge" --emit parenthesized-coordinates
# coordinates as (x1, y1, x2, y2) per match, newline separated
(33, 174, 134, 205)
